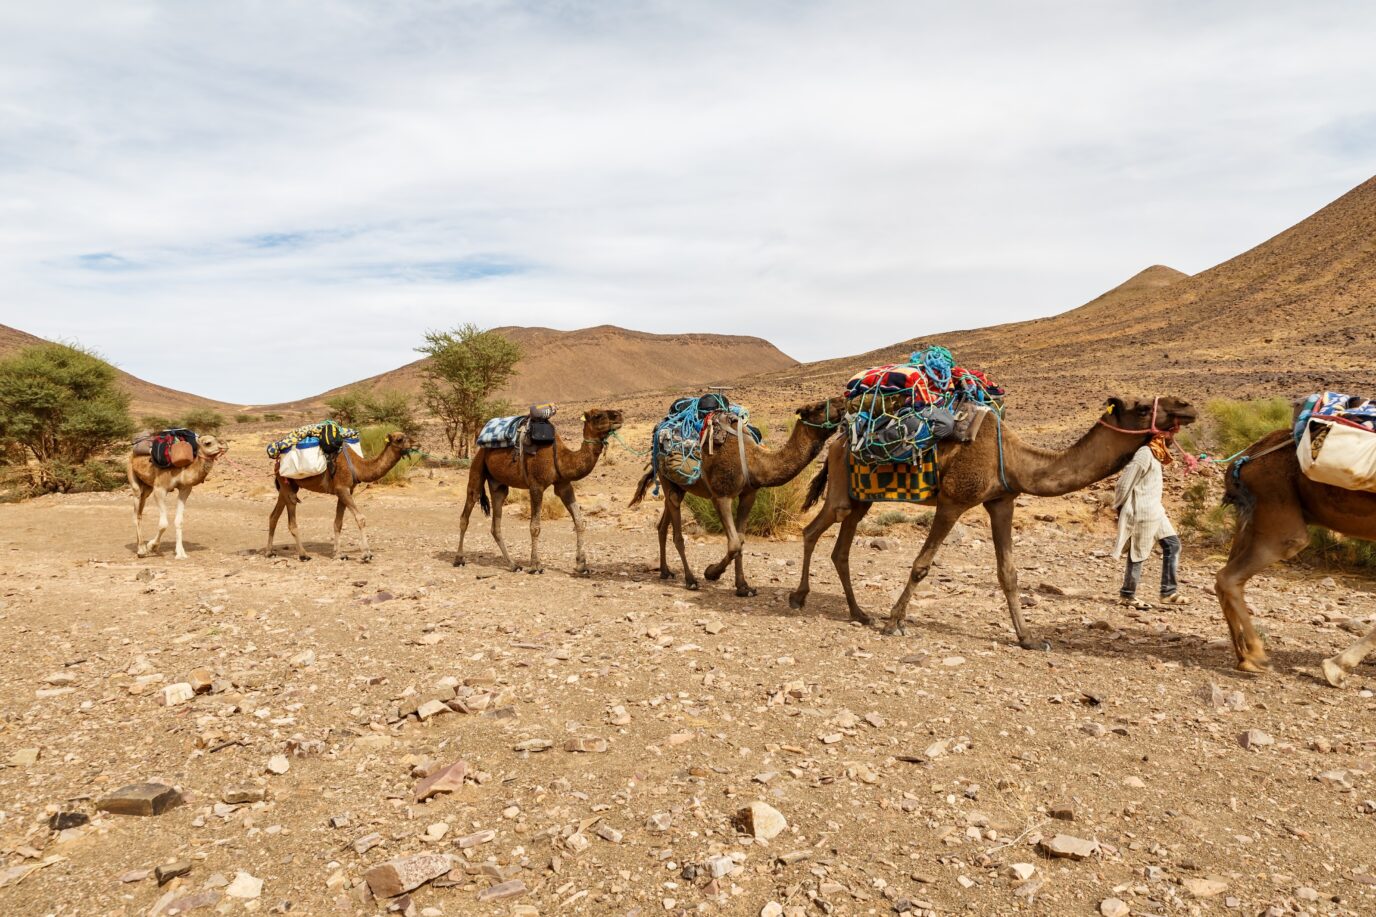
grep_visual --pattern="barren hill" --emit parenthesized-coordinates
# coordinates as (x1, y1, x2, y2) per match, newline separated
(287, 325, 797, 411)
(0, 322, 231, 417)
(737, 175, 1376, 423)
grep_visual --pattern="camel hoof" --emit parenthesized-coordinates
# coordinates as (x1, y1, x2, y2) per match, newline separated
(1321, 657, 1348, 688)
(787, 592, 807, 610)
(336, 554, 350, 561)
(453, 556, 466, 567)
(735, 586, 758, 598)
(298, 554, 311, 562)
(1235, 657, 1272, 675)
(526, 566, 544, 575)
(879, 620, 904, 636)
(174, 553, 188, 561)
(136, 548, 148, 558)
(360, 555, 373, 564)
(659, 569, 675, 580)
(1020, 639, 1052, 652)
(686, 581, 700, 592)
(703, 566, 724, 582)
(574, 567, 591, 577)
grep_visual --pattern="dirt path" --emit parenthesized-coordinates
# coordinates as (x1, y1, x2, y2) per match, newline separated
(2, 469, 1375, 917)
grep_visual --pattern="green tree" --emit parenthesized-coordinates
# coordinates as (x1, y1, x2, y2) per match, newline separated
(180, 408, 226, 434)
(415, 325, 522, 455)
(325, 390, 367, 425)
(361, 389, 419, 437)
(0, 343, 133, 491)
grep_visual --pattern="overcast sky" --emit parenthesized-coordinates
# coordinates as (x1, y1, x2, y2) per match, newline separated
(1, 1, 1373, 404)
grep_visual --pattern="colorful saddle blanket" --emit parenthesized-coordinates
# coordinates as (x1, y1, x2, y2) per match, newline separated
(651, 394, 762, 489)
(848, 450, 940, 503)
(1295, 392, 1376, 493)
(477, 415, 527, 449)
(266, 420, 359, 458)
(1295, 391, 1376, 438)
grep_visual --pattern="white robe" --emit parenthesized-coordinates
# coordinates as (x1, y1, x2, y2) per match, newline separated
(1113, 446, 1176, 563)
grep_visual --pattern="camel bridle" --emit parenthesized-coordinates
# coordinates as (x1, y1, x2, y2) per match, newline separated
(1096, 397, 1181, 438)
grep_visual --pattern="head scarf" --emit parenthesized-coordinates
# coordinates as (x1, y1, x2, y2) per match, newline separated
(1148, 434, 1173, 466)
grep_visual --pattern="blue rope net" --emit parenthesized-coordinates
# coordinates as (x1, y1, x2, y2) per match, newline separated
(650, 395, 761, 493)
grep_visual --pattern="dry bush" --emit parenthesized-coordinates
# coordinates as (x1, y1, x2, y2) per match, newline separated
(683, 477, 807, 539)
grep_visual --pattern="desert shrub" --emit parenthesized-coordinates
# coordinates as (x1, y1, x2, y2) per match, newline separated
(684, 477, 807, 539)
(139, 415, 176, 432)
(47, 458, 128, 493)
(263, 412, 284, 422)
(1199, 397, 1293, 457)
(1303, 528, 1376, 573)
(359, 425, 421, 485)
(180, 408, 226, 434)
(362, 389, 419, 437)
(505, 487, 567, 519)
(325, 390, 367, 425)
(0, 343, 133, 492)
(1178, 479, 1233, 546)
(234, 413, 260, 424)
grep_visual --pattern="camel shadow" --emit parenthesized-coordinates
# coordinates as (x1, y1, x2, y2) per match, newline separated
(124, 541, 210, 556)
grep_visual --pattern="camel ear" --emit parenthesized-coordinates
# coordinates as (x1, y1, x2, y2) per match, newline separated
(1103, 397, 1126, 418)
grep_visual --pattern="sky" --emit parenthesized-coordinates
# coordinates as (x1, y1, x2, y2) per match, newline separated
(1, 1, 1374, 405)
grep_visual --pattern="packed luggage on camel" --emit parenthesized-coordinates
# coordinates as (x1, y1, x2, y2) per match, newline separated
(629, 391, 848, 596)
(455, 403, 623, 575)
(127, 427, 228, 560)
(1216, 391, 1376, 684)
(265, 420, 411, 562)
(790, 344, 1197, 650)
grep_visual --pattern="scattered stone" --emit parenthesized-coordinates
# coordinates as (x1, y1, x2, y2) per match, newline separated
(1005, 863, 1036, 881)
(225, 872, 262, 899)
(1037, 834, 1098, 860)
(735, 801, 788, 840)
(187, 668, 215, 694)
(1182, 877, 1228, 898)
(158, 683, 195, 706)
(647, 813, 672, 832)
(47, 812, 88, 831)
(514, 739, 553, 753)
(161, 889, 222, 914)
(457, 829, 496, 849)
(564, 737, 608, 753)
(1316, 769, 1352, 788)
(156, 861, 192, 885)
(8, 747, 40, 767)
(265, 755, 290, 775)
(1100, 897, 1130, 917)
(353, 833, 384, 855)
(97, 783, 184, 817)
(1238, 729, 1274, 749)
(121, 869, 152, 883)
(477, 879, 527, 901)
(415, 759, 467, 801)
(595, 824, 623, 843)
(416, 699, 450, 720)
(364, 853, 454, 898)
(761, 904, 784, 917)
(222, 787, 266, 805)
(1049, 801, 1075, 821)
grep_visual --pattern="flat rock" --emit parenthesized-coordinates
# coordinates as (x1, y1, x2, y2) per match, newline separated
(1100, 897, 1129, 917)
(1238, 729, 1274, 749)
(364, 853, 454, 898)
(265, 755, 290, 775)
(1182, 877, 1228, 898)
(97, 783, 184, 817)
(221, 787, 266, 805)
(158, 683, 195, 706)
(225, 871, 262, 899)
(1037, 834, 1098, 860)
(9, 747, 41, 767)
(477, 879, 527, 901)
(735, 801, 788, 840)
(415, 759, 467, 801)
(156, 860, 192, 885)
(564, 737, 608, 753)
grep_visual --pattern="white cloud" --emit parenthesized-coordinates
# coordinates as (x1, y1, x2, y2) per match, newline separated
(0, 1, 1373, 402)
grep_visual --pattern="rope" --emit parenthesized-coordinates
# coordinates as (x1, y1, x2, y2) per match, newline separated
(607, 429, 649, 457)
(994, 411, 1011, 493)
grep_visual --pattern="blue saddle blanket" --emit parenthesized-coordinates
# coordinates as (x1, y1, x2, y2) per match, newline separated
(478, 415, 526, 449)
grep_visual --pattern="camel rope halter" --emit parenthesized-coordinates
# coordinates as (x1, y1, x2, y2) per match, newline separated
(1096, 397, 1179, 438)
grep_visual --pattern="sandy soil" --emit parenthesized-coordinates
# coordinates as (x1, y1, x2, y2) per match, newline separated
(3, 415, 1376, 917)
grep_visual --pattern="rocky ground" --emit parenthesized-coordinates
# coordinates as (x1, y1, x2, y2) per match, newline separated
(3, 427, 1376, 917)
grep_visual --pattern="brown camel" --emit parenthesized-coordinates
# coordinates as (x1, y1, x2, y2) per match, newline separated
(789, 396, 1198, 647)
(266, 432, 410, 562)
(628, 396, 848, 596)
(1216, 429, 1376, 684)
(128, 435, 228, 559)
(455, 409, 624, 574)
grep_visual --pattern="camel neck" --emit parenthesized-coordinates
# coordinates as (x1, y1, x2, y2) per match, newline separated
(747, 418, 834, 488)
(1003, 421, 1148, 497)
(355, 444, 405, 483)
(556, 429, 604, 481)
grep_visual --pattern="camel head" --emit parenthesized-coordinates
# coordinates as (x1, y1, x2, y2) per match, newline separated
(795, 395, 849, 431)
(1101, 395, 1198, 436)
(198, 435, 228, 459)
(381, 432, 410, 452)
(582, 409, 625, 440)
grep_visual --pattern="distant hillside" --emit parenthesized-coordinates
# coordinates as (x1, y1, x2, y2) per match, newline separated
(0, 323, 232, 417)
(283, 324, 798, 411)
(737, 175, 1376, 424)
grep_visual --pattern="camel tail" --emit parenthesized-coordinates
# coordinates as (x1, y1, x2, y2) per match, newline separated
(628, 468, 654, 508)
(465, 450, 492, 516)
(1222, 458, 1256, 529)
(802, 462, 829, 511)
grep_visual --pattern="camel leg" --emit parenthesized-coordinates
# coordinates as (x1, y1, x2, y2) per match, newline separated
(832, 502, 873, 624)
(665, 488, 698, 591)
(1215, 502, 1309, 673)
(133, 483, 151, 558)
(285, 492, 309, 561)
(455, 489, 479, 567)
(172, 486, 191, 560)
(554, 481, 590, 575)
(489, 484, 519, 571)
(147, 485, 170, 555)
(526, 487, 546, 574)
(882, 501, 966, 636)
(703, 496, 742, 584)
(986, 496, 1047, 650)
(656, 502, 674, 579)
(1324, 622, 1376, 688)
(338, 489, 370, 562)
(332, 498, 348, 559)
(789, 499, 843, 611)
(729, 491, 758, 597)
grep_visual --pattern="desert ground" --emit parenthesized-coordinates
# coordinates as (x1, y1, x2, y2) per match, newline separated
(3, 411, 1376, 917)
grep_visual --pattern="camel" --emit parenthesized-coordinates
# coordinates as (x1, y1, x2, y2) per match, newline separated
(1216, 429, 1376, 684)
(789, 396, 1198, 647)
(128, 434, 229, 560)
(628, 396, 848, 596)
(266, 432, 410, 562)
(455, 409, 624, 574)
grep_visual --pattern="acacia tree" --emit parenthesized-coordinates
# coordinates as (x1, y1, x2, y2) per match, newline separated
(416, 325, 521, 456)
(0, 343, 133, 490)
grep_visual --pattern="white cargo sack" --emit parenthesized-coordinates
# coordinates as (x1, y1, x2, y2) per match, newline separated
(278, 444, 328, 479)
(1298, 419, 1376, 492)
